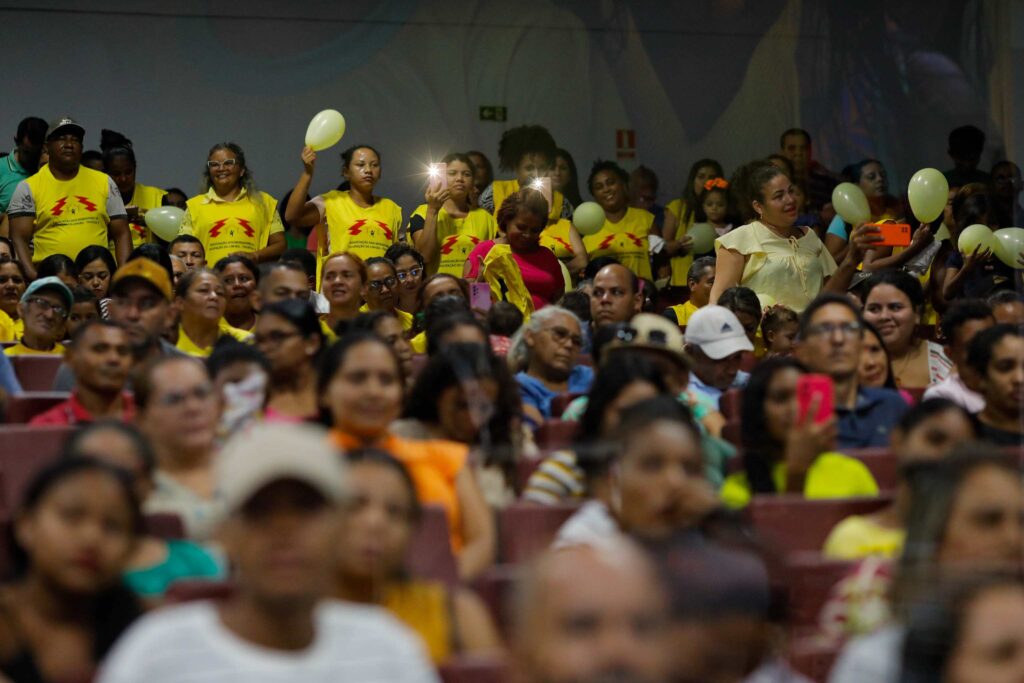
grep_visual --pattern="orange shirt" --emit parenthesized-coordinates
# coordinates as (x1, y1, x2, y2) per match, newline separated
(331, 430, 468, 551)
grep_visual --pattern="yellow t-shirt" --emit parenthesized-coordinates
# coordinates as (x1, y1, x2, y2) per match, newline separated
(665, 198, 696, 287)
(541, 219, 578, 261)
(823, 515, 906, 560)
(410, 331, 427, 354)
(582, 207, 654, 280)
(357, 304, 415, 332)
(19, 165, 121, 263)
(0, 310, 17, 343)
(716, 221, 838, 313)
(409, 204, 497, 276)
(5, 341, 65, 356)
(491, 179, 564, 224)
(666, 299, 699, 327)
(126, 183, 167, 248)
(721, 452, 880, 509)
(316, 190, 401, 261)
(175, 320, 252, 357)
(319, 318, 338, 343)
(181, 188, 283, 267)
(383, 581, 453, 664)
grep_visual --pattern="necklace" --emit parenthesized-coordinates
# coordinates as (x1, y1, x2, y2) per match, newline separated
(891, 340, 923, 387)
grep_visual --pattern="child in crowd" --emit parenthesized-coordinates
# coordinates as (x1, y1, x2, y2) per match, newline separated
(487, 300, 523, 356)
(761, 305, 799, 357)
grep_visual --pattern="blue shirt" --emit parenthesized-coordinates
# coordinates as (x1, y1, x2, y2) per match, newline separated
(688, 370, 750, 410)
(0, 352, 22, 395)
(837, 387, 908, 449)
(0, 151, 29, 213)
(826, 215, 849, 241)
(517, 365, 595, 420)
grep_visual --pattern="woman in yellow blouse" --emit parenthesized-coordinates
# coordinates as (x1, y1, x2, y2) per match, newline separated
(710, 160, 872, 312)
(581, 161, 655, 281)
(180, 143, 286, 267)
(334, 448, 502, 664)
(661, 158, 724, 287)
(174, 269, 251, 357)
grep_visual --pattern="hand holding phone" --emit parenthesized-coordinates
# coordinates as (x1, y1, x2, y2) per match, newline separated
(797, 374, 834, 425)
(470, 282, 493, 312)
(866, 222, 912, 248)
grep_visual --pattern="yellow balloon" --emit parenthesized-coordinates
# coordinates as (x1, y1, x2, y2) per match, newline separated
(145, 206, 185, 241)
(572, 202, 606, 236)
(304, 109, 346, 151)
(934, 224, 951, 242)
(957, 224, 995, 256)
(831, 183, 870, 225)
(992, 227, 1024, 268)
(907, 168, 949, 223)
(688, 223, 716, 254)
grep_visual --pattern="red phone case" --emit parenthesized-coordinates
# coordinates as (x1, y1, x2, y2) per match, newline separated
(797, 374, 834, 425)
(868, 222, 912, 248)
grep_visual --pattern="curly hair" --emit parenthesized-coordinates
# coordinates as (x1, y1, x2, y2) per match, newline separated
(497, 125, 557, 171)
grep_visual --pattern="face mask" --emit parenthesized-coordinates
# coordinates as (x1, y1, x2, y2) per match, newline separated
(219, 371, 268, 439)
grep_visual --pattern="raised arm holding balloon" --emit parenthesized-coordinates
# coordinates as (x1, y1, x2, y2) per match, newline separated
(823, 159, 901, 264)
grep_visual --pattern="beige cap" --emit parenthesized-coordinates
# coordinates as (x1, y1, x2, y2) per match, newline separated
(601, 313, 689, 369)
(216, 423, 347, 514)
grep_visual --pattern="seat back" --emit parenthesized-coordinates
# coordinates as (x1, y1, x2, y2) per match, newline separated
(785, 552, 859, 633)
(846, 448, 900, 491)
(499, 502, 578, 563)
(3, 392, 70, 423)
(405, 504, 457, 585)
(143, 513, 186, 540)
(549, 393, 583, 419)
(11, 355, 63, 392)
(0, 425, 75, 516)
(534, 420, 579, 450)
(747, 495, 892, 554)
(439, 656, 509, 683)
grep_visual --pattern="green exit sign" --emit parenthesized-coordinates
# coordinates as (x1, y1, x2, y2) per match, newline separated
(479, 105, 507, 122)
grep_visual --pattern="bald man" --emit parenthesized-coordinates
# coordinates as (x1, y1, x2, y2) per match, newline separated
(590, 263, 642, 329)
(513, 542, 671, 683)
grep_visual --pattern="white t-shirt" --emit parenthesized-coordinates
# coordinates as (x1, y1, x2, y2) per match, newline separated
(553, 499, 622, 550)
(97, 600, 439, 683)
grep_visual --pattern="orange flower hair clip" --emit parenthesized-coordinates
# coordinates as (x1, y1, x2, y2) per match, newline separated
(704, 177, 729, 191)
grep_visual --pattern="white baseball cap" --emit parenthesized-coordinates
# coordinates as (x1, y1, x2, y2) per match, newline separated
(684, 305, 754, 360)
(216, 423, 347, 514)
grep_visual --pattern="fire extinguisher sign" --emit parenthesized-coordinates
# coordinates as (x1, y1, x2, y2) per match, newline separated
(616, 129, 636, 160)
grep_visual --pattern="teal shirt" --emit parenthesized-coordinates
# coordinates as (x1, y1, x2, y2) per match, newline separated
(122, 539, 225, 598)
(0, 152, 29, 213)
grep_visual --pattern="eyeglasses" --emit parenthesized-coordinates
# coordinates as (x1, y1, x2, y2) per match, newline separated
(207, 159, 239, 170)
(803, 321, 863, 339)
(111, 295, 163, 312)
(368, 276, 398, 291)
(26, 296, 68, 319)
(157, 384, 214, 408)
(254, 330, 300, 346)
(396, 267, 423, 282)
(614, 325, 668, 347)
(541, 325, 584, 349)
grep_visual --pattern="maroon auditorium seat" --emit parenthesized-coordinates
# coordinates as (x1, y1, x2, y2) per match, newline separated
(144, 513, 186, 540)
(471, 564, 521, 638)
(3, 392, 70, 423)
(515, 457, 542, 494)
(439, 656, 509, 683)
(499, 502, 577, 563)
(845, 448, 899, 491)
(549, 393, 583, 419)
(533, 420, 579, 450)
(785, 552, 859, 634)
(746, 495, 892, 554)
(10, 355, 63, 392)
(405, 504, 458, 585)
(0, 425, 75, 516)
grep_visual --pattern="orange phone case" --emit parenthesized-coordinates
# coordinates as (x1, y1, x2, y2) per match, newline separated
(868, 222, 912, 247)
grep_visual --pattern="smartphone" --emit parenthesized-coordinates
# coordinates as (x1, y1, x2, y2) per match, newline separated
(528, 176, 553, 212)
(867, 222, 912, 248)
(470, 282, 492, 311)
(797, 374, 834, 425)
(429, 163, 448, 192)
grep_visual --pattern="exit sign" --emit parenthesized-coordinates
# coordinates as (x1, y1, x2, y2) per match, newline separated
(479, 105, 507, 122)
